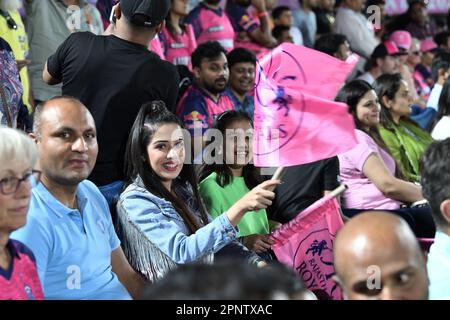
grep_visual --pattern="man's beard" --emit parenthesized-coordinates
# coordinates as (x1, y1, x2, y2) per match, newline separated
(0, 0, 23, 12)
(204, 79, 227, 95)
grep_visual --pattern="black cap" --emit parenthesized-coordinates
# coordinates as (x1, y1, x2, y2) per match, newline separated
(120, 0, 170, 28)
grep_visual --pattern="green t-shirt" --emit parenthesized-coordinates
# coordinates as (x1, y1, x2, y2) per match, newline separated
(199, 172, 270, 237)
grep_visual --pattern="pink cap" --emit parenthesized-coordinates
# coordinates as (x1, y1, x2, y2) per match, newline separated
(420, 38, 438, 53)
(389, 31, 412, 50)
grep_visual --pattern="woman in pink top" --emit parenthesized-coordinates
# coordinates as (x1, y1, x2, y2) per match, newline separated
(160, 0, 197, 69)
(0, 128, 43, 300)
(335, 80, 435, 237)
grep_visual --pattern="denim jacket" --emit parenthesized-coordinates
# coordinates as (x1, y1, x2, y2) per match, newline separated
(116, 177, 261, 282)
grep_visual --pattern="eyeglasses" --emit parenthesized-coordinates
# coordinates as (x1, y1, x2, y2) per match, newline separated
(0, 170, 41, 195)
(412, 51, 421, 56)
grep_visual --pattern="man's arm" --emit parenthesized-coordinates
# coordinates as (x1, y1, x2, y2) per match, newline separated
(42, 61, 61, 85)
(248, 0, 277, 48)
(111, 247, 146, 300)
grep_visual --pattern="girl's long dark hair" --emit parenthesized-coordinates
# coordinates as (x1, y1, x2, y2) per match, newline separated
(432, 77, 450, 131)
(165, 0, 187, 39)
(335, 80, 405, 179)
(124, 101, 208, 234)
(198, 110, 263, 189)
(373, 73, 421, 131)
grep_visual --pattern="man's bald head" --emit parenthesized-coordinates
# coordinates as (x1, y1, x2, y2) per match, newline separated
(334, 212, 428, 300)
(31, 96, 98, 187)
(33, 96, 93, 139)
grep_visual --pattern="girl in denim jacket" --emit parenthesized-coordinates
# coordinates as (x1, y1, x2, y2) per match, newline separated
(116, 101, 279, 282)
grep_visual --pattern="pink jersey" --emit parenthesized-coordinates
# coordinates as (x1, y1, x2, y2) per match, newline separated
(160, 24, 197, 69)
(0, 240, 44, 300)
(148, 35, 166, 60)
(185, 3, 235, 51)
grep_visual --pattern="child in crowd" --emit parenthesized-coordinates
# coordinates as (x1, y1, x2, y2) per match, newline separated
(199, 111, 274, 261)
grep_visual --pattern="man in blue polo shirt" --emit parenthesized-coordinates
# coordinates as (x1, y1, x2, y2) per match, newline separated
(12, 96, 144, 300)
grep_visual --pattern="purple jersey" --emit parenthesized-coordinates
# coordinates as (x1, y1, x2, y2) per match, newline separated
(225, 1, 268, 56)
(184, 3, 235, 51)
(176, 85, 235, 135)
(0, 240, 44, 300)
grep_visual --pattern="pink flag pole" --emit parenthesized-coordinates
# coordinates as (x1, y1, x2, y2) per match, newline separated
(328, 185, 348, 199)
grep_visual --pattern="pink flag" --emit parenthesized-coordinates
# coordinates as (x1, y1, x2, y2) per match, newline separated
(253, 43, 358, 167)
(270, 195, 344, 300)
(256, 43, 359, 100)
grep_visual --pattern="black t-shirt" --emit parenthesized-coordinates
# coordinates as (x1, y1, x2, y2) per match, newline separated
(267, 157, 340, 224)
(48, 32, 180, 186)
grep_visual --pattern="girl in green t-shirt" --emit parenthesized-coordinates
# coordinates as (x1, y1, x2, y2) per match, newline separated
(199, 110, 275, 258)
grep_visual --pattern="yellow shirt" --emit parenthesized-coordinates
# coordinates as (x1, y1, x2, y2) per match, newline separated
(0, 10, 31, 112)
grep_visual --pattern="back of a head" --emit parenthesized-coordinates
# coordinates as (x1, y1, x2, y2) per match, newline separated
(120, 0, 170, 30)
(272, 25, 290, 41)
(431, 51, 450, 83)
(140, 260, 308, 300)
(314, 33, 347, 57)
(272, 5, 290, 21)
(192, 41, 227, 69)
(421, 139, 450, 230)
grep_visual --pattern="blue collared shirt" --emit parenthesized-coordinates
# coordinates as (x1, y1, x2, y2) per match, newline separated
(224, 88, 254, 119)
(427, 231, 450, 299)
(11, 180, 131, 300)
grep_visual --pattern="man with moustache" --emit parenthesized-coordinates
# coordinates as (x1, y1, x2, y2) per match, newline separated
(333, 211, 429, 300)
(11, 97, 144, 300)
(176, 41, 234, 152)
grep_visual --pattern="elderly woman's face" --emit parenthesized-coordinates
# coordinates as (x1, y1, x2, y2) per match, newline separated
(0, 161, 33, 234)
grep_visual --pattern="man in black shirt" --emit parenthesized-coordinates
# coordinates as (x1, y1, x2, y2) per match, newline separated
(267, 157, 340, 224)
(43, 0, 179, 212)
